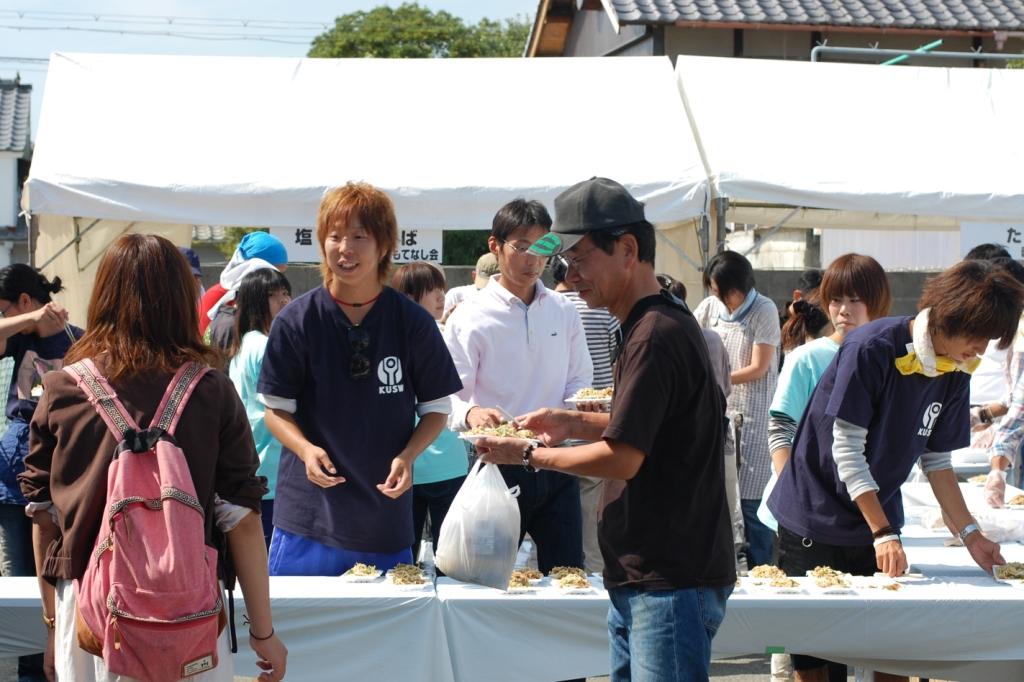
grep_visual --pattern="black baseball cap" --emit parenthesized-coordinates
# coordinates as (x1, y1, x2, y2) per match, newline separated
(529, 177, 646, 257)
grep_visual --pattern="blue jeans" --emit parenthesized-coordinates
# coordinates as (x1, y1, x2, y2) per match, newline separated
(0, 503, 34, 577)
(740, 498, 774, 567)
(608, 584, 732, 682)
(268, 527, 413, 576)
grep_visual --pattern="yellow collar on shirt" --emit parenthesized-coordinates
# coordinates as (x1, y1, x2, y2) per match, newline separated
(894, 351, 981, 377)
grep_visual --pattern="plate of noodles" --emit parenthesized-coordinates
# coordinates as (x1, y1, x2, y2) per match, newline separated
(565, 387, 613, 409)
(460, 423, 541, 446)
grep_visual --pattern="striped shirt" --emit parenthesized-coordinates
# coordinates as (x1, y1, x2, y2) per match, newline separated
(559, 290, 620, 390)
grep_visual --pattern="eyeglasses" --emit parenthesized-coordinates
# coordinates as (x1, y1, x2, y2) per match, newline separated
(554, 230, 624, 272)
(347, 326, 372, 381)
(501, 241, 542, 257)
(556, 246, 600, 272)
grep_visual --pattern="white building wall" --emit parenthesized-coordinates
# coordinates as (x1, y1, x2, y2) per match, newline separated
(820, 228, 959, 271)
(0, 156, 17, 229)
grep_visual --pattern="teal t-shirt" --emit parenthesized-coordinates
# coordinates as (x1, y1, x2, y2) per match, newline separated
(229, 330, 282, 499)
(760, 336, 841, 531)
(770, 336, 841, 422)
(413, 421, 469, 485)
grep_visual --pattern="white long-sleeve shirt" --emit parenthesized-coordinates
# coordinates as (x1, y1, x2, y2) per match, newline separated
(443, 275, 593, 430)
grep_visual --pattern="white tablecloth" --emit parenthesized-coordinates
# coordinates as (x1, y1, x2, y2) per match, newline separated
(0, 577, 454, 682)
(436, 577, 611, 682)
(4, 481, 1023, 681)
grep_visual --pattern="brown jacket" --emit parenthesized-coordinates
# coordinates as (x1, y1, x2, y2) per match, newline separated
(19, 363, 266, 581)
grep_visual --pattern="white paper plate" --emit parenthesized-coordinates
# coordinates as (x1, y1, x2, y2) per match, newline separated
(852, 576, 901, 591)
(459, 433, 541, 446)
(763, 585, 806, 595)
(385, 572, 430, 590)
(744, 578, 804, 594)
(339, 570, 382, 583)
(564, 396, 612, 410)
(557, 586, 596, 595)
(812, 585, 856, 595)
(504, 586, 537, 595)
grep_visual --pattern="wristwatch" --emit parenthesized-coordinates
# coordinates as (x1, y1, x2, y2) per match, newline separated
(957, 522, 981, 543)
(522, 443, 538, 473)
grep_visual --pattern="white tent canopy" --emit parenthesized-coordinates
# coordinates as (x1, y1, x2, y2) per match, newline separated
(674, 55, 1024, 230)
(26, 53, 708, 230)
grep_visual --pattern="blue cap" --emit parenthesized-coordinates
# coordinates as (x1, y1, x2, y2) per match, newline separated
(178, 246, 202, 276)
(238, 232, 288, 265)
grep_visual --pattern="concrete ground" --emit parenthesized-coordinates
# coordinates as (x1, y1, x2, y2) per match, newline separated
(2, 654, 859, 681)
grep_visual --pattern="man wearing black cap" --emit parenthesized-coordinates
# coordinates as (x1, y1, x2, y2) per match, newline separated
(475, 178, 735, 681)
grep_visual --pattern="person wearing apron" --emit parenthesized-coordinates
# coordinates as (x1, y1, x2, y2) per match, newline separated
(695, 251, 779, 568)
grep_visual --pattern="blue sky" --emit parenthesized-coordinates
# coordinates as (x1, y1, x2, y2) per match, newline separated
(0, 1, 539, 138)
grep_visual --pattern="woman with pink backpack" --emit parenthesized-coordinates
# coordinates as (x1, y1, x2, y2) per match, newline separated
(20, 234, 287, 682)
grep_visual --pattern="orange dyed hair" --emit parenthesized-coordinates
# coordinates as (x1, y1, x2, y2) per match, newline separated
(316, 182, 398, 285)
(65, 234, 220, 381)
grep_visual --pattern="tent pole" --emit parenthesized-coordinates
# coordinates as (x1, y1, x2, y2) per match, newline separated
(655, 228, 703, 273)
(714, 197, 728, 254)
(740, 207, 801, 258)
(36, 218, 101, 272)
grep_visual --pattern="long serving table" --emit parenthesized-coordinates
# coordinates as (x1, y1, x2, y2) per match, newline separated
(3, 482, 1024, 681)
(0, 576, 454, 682)
(436, 576, 612, 681)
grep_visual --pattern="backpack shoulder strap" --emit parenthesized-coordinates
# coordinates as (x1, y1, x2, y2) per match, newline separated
(62, 359, 140, 439)
(153, 363, 211, 436)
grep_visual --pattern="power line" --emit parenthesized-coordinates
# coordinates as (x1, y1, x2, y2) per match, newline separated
(0, 56, 49, 63)
(0, 10, 333, 30)
(0, 24, 315, 45)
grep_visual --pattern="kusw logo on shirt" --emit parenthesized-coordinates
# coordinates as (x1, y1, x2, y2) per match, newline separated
(377, 356, 405, 395)
(918, 402, 942, 437)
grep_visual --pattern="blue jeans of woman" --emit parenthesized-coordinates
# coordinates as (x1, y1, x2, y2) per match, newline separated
(607, 584, 732, 682)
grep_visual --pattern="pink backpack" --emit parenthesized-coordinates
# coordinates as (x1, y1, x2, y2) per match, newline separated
(64, 359, 224, 682)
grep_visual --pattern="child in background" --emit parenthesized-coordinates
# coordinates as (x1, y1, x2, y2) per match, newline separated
(228, 268, 293, 546)
(392, 262, 469, 563)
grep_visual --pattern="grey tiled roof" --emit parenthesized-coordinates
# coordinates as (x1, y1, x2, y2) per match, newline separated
(610, 0, 1024, 30)
(0, 81, 31, 153)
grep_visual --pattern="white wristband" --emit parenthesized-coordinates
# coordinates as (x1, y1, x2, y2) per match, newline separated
(873, 534, 900, 548)
(957, 523, 981, 543)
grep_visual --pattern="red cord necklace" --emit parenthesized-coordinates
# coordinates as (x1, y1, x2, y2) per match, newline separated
(331, 291, 382, 308)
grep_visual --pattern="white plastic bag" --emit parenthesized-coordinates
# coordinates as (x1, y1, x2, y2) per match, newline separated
(435, 460, 521, 589)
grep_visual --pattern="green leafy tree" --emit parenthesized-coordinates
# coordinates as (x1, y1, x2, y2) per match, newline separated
(443, 230, 491, 265)
(216, 227, 267, 259)
(308, 4, 528, 263)
(308, 3, 529, 60)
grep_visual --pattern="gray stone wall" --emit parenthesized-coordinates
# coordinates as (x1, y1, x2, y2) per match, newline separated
(202, 264, 932, 318)
(753, 269, 930, 318)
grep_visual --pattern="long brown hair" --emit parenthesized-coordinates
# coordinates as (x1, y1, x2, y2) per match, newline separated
(65, 234, 220, 380)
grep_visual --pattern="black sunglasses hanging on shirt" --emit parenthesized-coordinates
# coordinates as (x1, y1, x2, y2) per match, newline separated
(346, 326, 372, 381)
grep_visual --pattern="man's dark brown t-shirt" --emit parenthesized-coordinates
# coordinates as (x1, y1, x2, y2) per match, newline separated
(600, 293, 736, 591)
